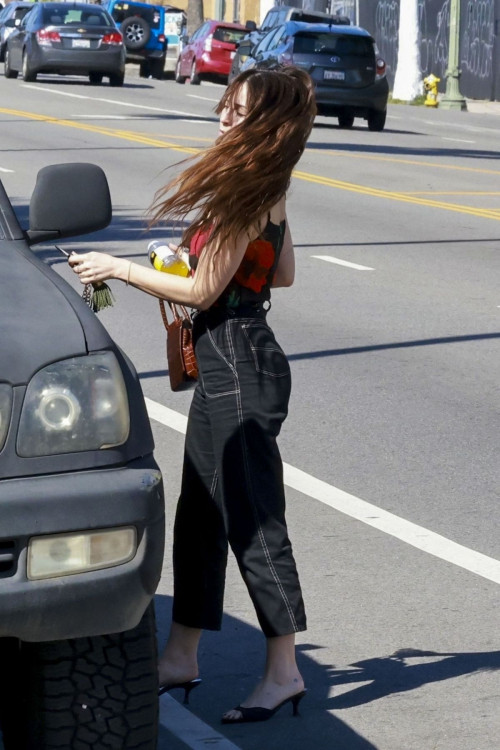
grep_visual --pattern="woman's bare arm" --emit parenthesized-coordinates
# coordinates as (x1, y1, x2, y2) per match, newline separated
(69, 228, 258, 310)
(272, 220, 295, 288)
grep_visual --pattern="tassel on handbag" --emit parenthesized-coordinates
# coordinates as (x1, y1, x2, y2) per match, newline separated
(56, 245, 115, 313)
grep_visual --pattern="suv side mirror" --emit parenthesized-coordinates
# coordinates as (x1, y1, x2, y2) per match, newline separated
(181, 34, 189, 44)
(28, 163, 112, 245)
(245, 20, 257, 31)
(5, 18, 17, 28)
(237, 40, 253, 56)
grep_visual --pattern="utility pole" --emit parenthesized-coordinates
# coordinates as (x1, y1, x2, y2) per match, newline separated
(440, 0, 467, 110)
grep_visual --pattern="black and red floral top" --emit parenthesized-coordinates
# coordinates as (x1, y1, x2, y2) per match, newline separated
(189, 216, 286, 309)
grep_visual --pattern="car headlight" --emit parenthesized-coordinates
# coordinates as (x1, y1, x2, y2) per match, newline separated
(17, 352, 130, 457)
(0, 384, 13, 452)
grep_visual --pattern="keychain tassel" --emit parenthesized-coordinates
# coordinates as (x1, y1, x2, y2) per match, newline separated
(83, 281, 115, 312)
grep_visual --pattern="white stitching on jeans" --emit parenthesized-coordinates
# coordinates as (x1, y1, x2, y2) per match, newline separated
(210, 469, 218, 499)
(225, 321, 298, 632)
(242, 326, 291, 379)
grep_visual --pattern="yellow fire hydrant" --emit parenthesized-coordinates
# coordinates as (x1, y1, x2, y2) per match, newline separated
(424, 74, 440, 107)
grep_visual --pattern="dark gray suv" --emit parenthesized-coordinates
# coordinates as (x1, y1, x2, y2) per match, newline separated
(238, 22, 389, 131)
(0, 163, 164, 749)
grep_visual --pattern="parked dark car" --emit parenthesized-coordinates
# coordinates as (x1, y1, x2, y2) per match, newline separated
(4, 2, 126, 86)
(0, 163, 164, 749)
(175, 19, 248, 85)
(238, 22, 389, 131)
(0, 1, 33, 62)
(101, 0, 168, 79)
(229, 4, 350, 83)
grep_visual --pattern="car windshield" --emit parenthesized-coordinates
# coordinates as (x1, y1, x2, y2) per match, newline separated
(293, 32, 374, 57)
(110, 3, 161, 30)
(14, 7, 32, 21)
(41, 6, 112, 26)
(213, 27, 247, 44)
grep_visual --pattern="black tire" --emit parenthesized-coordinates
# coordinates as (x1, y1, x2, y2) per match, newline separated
(338, 114, 354, 129)
(0, 639, 24, 747)
(0, 43, 5, 64)
(189, 59, 200, 85)
(21, 51, 36, 82)
(4, 49, 18, 79)
(109, 71, 125, 87)
(120, 16, 151, 51)
(1, 604, 159, 750)
(367, 108, 387, 132)
(89, 72, 104, 84)
(175, 57, 186, 83)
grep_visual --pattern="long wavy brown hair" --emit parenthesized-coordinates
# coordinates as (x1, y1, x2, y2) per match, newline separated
(149, 66, 316, 250)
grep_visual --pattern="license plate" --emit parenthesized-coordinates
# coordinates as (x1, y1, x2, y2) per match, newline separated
(324, 70, 345, 81)
(72, 39, 90, 48)
(230, 50, 236, 59)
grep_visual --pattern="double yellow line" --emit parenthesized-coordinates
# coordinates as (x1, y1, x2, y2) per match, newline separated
(2, 106, 499, 223)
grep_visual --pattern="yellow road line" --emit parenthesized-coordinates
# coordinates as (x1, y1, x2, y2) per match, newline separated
(401, 191, 500, 196)
(316, 149, 500, 177)
(294, 171, 500, 222)
(1, 106, 499, 223)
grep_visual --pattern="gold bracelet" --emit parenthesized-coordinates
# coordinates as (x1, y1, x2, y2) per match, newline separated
(126, 261, 132, 286)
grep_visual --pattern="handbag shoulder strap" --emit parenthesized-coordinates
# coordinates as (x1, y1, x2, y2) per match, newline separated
(159, 299, 191, 330)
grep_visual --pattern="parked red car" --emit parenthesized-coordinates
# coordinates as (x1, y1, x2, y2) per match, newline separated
(175, 19, 248, 84)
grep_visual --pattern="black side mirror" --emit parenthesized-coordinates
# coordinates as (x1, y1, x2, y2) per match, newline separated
(181, 34, 189, 44)
(28, 163, 112, 245)
(245, 20, 257, 32)
(5, 18, 17, 28)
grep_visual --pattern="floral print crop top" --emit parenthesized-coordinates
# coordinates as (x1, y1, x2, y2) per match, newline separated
(189, 216, 286, 309)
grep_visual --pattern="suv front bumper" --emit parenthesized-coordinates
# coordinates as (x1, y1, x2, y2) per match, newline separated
(0, 456, 165, 642)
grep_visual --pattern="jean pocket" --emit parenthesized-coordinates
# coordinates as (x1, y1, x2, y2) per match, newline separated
(242, 323, 291, 378)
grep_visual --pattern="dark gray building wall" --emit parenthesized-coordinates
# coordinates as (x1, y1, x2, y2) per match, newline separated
(358, 0, 500, 101)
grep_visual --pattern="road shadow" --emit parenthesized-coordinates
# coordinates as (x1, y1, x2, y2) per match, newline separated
(306, 141, 500, 161)
(33, 75, 154, 90)
(296, 238, 500, 248)
(312, 123, 428, 137)
(326, 648, 500, 709)
(154, 594, 379, 750)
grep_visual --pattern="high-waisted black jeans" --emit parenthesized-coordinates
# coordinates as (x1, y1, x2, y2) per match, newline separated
(172, 306, 306, 638)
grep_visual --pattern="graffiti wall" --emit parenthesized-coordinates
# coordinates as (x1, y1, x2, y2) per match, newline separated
(359, 0, 499, 101)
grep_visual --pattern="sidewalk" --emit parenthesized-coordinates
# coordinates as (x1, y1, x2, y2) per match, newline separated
(466, 99, 500, 115)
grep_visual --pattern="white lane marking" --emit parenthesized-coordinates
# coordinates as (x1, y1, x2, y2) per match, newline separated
(312, 255, 375, 271)
(71, 114, 129, 119)
(21, 84, 198, 117)
(187, 94, 220, 103)
(160, 694, 242, 750)
(442, 137, 476, 144)
(0, 167, 14, 173)
(22, 85, 89, 99)
(422, 119, 496, 135)
(145, 397, 500, 586)
(387, 115, 402, 120)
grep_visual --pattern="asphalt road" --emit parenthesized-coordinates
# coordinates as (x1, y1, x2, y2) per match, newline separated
(1, 67, 499, 750)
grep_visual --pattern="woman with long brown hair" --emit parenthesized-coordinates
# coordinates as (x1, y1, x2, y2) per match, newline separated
(69, 66, 317, 724)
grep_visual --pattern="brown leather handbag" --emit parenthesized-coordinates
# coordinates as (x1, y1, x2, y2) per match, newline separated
(159, 300, 198, 392)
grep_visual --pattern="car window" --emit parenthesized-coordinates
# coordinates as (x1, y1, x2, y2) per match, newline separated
(190, 22, 206, 41)
(213, 26, 247, 44)
(267, 25, 287, 50)
(293, 32, 374, 57)
(277, 9, 288, 24)
(109, 2, 161, 30)
(261, 10, 277, 31)
(21, 7, 37, 27)
(41, 6, 113, 27)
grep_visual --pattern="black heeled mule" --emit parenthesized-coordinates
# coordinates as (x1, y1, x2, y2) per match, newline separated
(221, 689, 307, 724)
(158, 678, 202, 705)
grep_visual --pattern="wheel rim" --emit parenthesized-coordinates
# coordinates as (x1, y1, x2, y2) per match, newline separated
(176, 60, 181, 77)
(126, 23, 144, 43)
(191, 62, 196, 78)
(22, 54, 27, 76)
